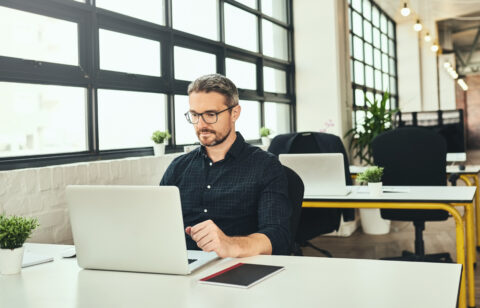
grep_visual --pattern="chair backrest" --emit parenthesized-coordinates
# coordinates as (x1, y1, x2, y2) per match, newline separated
(372, 127, 447, 186)
(282, 166, 304, 254)
(372, 127, 448, 221)
(268, 132, 354, 242)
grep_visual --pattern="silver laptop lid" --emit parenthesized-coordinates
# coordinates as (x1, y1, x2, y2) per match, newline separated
(279, 153, 348, 196)
(66, 185, 195, 275)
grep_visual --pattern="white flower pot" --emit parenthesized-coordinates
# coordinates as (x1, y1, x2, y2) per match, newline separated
(368, 182, 383, 197)
(261, 137, 271, 147)
(360, 209, 391, 235)
(153, 143, 165, 156)
(0, 246, 24, 275)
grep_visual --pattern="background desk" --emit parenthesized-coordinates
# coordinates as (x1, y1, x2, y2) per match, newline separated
(304, 185, 476, 308)
(0, 244, 461, 308)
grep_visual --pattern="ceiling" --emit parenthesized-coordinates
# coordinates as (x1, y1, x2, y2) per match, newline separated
(374, 0, 480, 75)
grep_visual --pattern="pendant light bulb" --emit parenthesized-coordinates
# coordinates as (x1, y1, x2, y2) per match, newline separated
(431, 44, 439, 53)
(414, 20, 423, 32)
(424, 33, 431, 42)
(400, 2, 411, 17)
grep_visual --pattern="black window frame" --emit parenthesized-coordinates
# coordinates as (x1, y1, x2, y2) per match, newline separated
(347, 0, 399, 129)
(0, 0, 295, 170)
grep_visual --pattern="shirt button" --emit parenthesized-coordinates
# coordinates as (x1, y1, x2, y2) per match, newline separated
(204, 209, 208, 213)
(207, 185, 211, 189)
(209, 162, 212, 166)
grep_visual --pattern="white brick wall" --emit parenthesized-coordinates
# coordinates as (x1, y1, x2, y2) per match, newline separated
(0, 154, 181, 245)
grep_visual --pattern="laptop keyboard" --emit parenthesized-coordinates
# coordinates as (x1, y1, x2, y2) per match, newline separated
(188, 259, 197, 264)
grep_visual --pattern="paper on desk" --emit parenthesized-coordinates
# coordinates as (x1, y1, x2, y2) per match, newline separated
(22, 251, 54, 268)
(356, 186, 410, 193)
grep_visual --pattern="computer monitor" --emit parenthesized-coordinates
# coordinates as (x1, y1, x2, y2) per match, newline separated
(395, 109, 466, 162)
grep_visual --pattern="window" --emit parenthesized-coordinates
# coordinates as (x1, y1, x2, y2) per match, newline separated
(99, 29, 161, 76)
(0, 82, 86, 157)
(174, 47, 216, 81)
(97, 90, 167, 150)
(0, 0, 294, 170)
(0, 6, 78, 66)
(348, 0, 398, 128)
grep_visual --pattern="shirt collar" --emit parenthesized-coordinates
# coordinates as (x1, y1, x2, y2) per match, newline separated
(199, 131, 245, 160)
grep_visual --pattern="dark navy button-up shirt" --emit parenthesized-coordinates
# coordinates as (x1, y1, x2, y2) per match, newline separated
(160, 132, 291, 255)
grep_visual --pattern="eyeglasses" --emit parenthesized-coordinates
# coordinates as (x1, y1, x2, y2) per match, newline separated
(184, 105, 237, 124)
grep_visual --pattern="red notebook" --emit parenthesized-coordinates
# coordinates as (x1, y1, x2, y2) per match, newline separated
(199, 263, 284, 288)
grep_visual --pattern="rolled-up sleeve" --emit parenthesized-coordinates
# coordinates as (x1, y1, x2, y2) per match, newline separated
(256, 157, 291, 255)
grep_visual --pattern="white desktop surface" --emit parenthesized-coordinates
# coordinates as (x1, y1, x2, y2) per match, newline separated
(350, 165, 480, 175)
(306, 185, 476, 203)
(0, 243, 461, 308)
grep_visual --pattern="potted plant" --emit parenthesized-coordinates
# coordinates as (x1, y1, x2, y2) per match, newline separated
(260, 127, 272, 147)
(0, 215, 39, 275)
(356, 166, 390, 235)
(357, 166, 384, 196)
(344, 92, 398, 165)
(151, 130, 171, 156)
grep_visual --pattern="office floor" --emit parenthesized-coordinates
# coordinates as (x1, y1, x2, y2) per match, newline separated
(302, 149, 480, 302)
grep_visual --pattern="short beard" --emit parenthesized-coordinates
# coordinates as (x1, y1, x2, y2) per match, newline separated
(198, 128, 232, 147)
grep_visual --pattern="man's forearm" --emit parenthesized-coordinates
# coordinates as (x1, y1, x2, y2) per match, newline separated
(229, 233, 272, 258)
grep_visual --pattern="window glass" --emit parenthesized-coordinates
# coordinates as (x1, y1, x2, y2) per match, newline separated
(174, 95, 198, 145)
(381, 33, 388, 53)
(382, 54, 389, 73)
(353, 36, 363, 61)
(261, 0, 287, 23)
(235, 0, 256, 9)
(99, 29, 161, 76)
(264, 67, 287, 93)
(354, 61, 364, 85)
(363, 0, 371, 20)
(373, 27, 380, 46)
(363, 20, 372, 43)
(364, 43, 373, 65)
(375, 69, 382, 90)
(389, 39, 395, 57)
(352, 11, 362, 36)
(174, 47, 216, 81)
(172, 0, 218, 41)
(373, 48, 381, 69)
(355, 88, 365, 107)
(365, 66, 374, 88)
(235, 100, 260, 140)
(372, 5, 379, 27)
(0, 6, 78, 66)
(380, 14, 387, 33)
(388, 20, 395, 37)
(262, 20, 288, 61)
(96, 0, 165, 25)
(225, 4, 257, 52)
(264, 102, 290, 136)
(355, 111, 366, 132)
(383, 73, 390, 92)
(352, 0, 362, 12)
(226, 58, 256, 90)
(98, 89, 166, 150)
(0, 82, 86, 157)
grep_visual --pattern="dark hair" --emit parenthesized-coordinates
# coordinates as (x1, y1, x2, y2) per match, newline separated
(187, 74, 239, 107)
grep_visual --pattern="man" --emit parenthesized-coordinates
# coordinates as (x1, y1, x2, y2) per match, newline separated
(160, 74, 291, 258)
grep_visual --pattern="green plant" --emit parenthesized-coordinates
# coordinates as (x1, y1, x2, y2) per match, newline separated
(151, 130, 171, 144)
(344, 92, 398, 165)
(0, 215, 39, 249)
(357, 166, 384, 183)
(260, 127, 271, 137)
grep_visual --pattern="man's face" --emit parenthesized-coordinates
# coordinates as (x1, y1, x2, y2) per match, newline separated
(188, 91, 238, 147)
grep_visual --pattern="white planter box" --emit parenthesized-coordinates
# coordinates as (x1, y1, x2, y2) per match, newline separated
(0, 246, 24, 275)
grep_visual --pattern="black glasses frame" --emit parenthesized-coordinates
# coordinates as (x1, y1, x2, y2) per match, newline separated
(184, 105, 237, 124)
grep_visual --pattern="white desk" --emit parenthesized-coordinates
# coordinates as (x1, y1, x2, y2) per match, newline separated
(0, 244, 461, 308)
(304, 185, 476, 308)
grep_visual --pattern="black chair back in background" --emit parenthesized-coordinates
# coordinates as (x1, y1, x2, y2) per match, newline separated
(269, 132, 354, 257)
(371, 127, 452, 262)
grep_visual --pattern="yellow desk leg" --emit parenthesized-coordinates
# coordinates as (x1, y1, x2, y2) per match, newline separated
(302, 201, 467, 308)
(463, 203, 476, 308)
(474, 175, 480, 250)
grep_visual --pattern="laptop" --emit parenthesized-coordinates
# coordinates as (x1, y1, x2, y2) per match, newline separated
(66, 185, 218, 275)
(279, 153, 349, 196)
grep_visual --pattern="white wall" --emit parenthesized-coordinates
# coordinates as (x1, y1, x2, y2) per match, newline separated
(0, 155, 180, 244)
(293, 0, 351, 138)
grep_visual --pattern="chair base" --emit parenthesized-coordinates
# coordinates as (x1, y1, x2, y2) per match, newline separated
(381, 250, 453, 263)
(297, 241, 333, 258)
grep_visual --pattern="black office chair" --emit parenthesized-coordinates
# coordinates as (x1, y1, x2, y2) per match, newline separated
(282, 166, 305, 255)
(371, 127, 453, 263)
(269, 132, 354, 257)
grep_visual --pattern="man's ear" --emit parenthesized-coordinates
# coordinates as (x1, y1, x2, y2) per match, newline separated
(232, 105, 241, 122)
